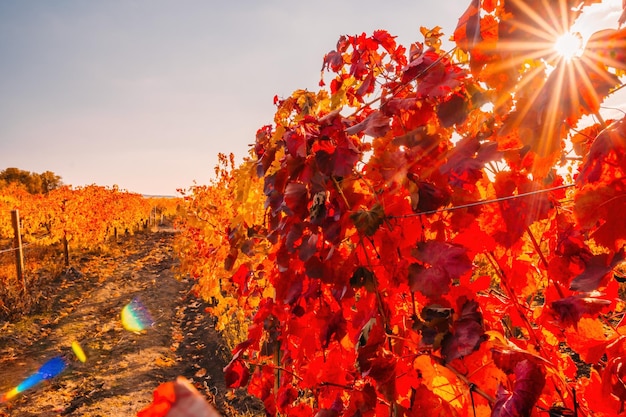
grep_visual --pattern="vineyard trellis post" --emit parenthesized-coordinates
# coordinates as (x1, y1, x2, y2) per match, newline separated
(63, 232, 70, 267)
(61, 199, 70, 267)
(10, 209, 25, 292)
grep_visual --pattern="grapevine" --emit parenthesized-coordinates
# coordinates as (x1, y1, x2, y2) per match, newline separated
(178, 1, 626, 415)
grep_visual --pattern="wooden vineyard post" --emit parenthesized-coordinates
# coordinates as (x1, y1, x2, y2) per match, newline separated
(63, 232, 70, 267)
(11, 210, 26, 292)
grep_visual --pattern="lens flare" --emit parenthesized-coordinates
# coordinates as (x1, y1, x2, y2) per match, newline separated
(121, 297, 153, 332)
(71, 341, 87, 363)
(1, 356, 67, 402)
(457, 0, 621, 176)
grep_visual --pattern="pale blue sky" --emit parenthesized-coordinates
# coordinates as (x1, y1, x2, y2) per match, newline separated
(0, 1, 623, 195)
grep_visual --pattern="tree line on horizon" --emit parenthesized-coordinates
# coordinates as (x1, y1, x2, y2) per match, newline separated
(0, 167, 63, 194)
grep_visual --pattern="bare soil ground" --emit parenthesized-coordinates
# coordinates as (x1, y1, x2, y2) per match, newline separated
(0, 227, 263, 417)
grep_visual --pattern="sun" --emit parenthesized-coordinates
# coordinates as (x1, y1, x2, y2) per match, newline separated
(553, 31, 584, 60)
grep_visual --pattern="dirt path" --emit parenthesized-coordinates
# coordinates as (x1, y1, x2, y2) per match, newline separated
(0, 228, 262, 417)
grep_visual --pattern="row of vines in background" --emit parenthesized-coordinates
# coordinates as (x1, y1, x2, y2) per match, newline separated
(175, 153, 270, 350)
(176, 0, 626, 416)
(0, 182, 179, 318)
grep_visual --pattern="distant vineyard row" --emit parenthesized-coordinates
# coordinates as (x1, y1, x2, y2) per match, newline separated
(0, 182, 181, 320)
(0, 183, 179, 252)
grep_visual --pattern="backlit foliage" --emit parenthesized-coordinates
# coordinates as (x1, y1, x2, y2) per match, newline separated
(0, 184, 162, 317)
(175, 154, 271, 348)
(175, 1, 626, 415)
(0, 185, 152, 248)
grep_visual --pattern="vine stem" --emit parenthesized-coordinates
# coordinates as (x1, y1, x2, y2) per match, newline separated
(361, 237, 392, 339)
(274, 342, 281, 403)
(318, 381, 355, 390)
(332, 175, 351, 210)
(526, 226, 565, 299)
(485, 251, 541, 347)
(593, 109, 608, 129)
(245, 360, 303, 381)
(470, 385, 477, 417)
(358, 236, 398, 416)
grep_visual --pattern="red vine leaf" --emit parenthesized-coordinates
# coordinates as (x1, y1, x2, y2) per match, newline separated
(570, 250, 625, 292)
(232, 263, 251, 296)
(313, 132, 361, 177)
(439, 136, 500, 189)
(566, 317, 610, 364)
(582, 369, 625, 414)
(283, 182, 308, 217)
(574, 179, 626, 250)
(437, 93, 469, 128)
(571, 123, 604, 157)
(492, 172, 552, 247)
(492, 359, 545, 417)
(575, 118, 626, 255)
(356, 321, 397, 400)
(550, 295, 611, 327)
(603, 356, 626, 401)
(373, 29, 397, 52)
(408, 177, 450, 213)
(441, 298, 485, 363)
(277, 386, 299, 411)
(350, 266, 376, 292)
(224, 353, 250, 389)
(350, 203, 385, 236)
(345, 110, 391, 138)
(404, 384, 457, 416)
(299, 233, 319, 262)
(345, 383, 377, 415)
(137, 381, 176, 417)
(322, 35, 347, 73)
(492, 347, 543, 376)
(409, 241, 472, 298)
(248, 365, 276, 415)
(569, 252, 618, 292)
(419, 53, 465, 98)
(306, 344, 353, 388)
(577, 117, 626, 185)
(453, 0, 481, 52)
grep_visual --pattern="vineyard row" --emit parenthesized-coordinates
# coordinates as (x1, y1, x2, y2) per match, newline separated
(0, 183, 180, 281)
